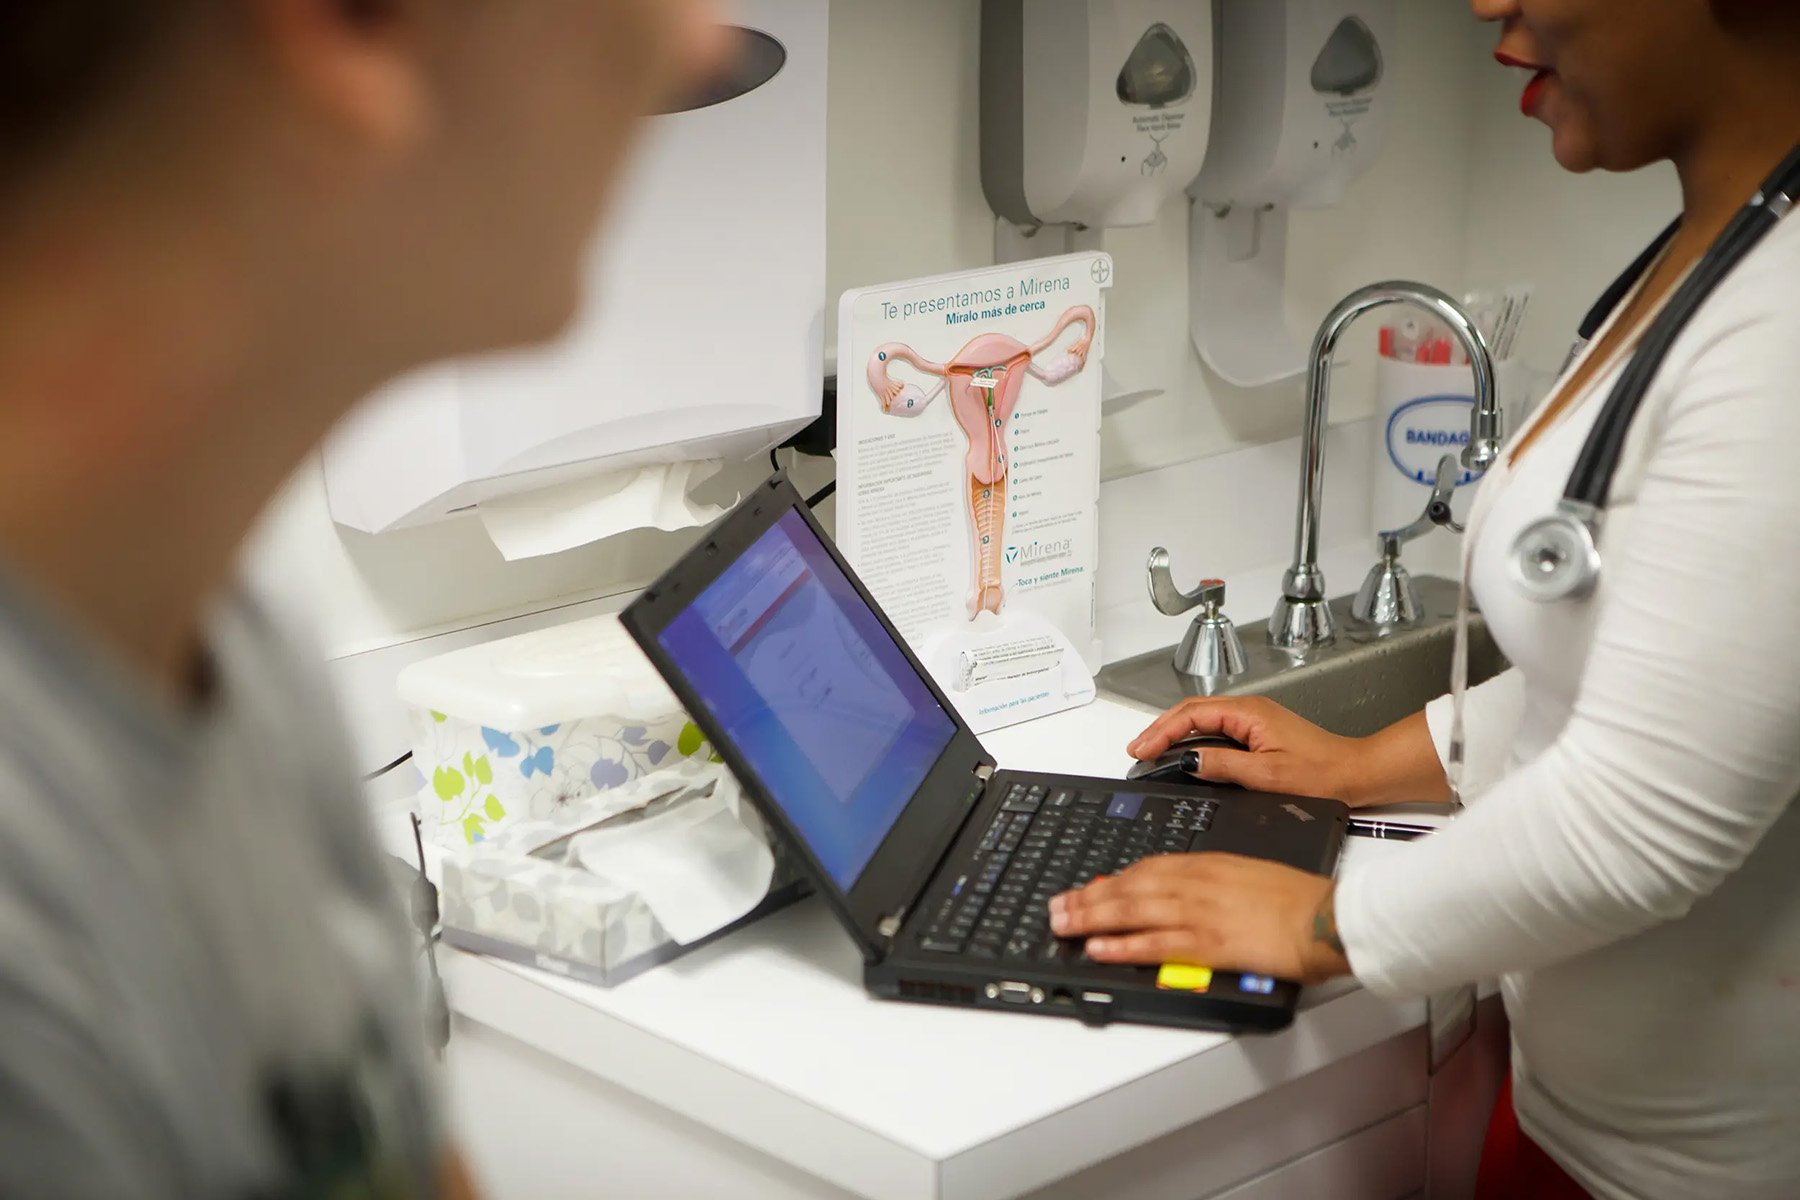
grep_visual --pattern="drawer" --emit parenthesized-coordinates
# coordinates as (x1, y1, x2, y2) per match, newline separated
(1211, 1104, 1428, 1200)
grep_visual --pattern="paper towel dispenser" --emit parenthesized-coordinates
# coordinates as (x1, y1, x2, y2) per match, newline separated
(661, 26, 790, 114)
(322, 0, 827, 535)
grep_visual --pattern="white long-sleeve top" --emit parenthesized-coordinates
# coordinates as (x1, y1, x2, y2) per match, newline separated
(1336, 211, 1800, 1199)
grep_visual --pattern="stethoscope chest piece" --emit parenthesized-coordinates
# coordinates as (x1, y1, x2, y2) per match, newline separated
(1501, 143, 1800, 605)
(1511, 502, 1602, 603)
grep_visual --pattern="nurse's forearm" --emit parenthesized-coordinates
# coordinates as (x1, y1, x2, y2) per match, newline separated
(1348, 712, 1455, 807)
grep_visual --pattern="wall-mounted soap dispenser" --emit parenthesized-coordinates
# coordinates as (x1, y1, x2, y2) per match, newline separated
(1188, 0, 1396, 387)
(981, 0, 1216, 234)
(321, 0, 826, 536)
(980, 0, 1213, 413)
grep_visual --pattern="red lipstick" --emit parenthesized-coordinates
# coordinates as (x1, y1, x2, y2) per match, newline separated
(1494, 52, 1553, 118)
(1520, 70, 1552, 116)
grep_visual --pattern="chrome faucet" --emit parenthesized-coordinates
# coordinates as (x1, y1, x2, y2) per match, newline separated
(1270, 283, 1501, 651)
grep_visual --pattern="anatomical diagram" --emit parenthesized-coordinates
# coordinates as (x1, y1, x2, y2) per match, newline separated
(867, 306, 1095, 619)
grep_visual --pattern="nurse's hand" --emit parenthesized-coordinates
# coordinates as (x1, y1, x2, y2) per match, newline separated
(1128, 696, 1367, 803)
(1048, 854, 1352, 985)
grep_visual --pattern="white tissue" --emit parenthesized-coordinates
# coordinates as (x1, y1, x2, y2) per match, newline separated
(478, 459, 730, 561)
(569, 778, 775, 945)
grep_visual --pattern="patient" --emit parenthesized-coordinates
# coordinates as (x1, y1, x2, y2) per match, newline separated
(0, 2, 727, 1195)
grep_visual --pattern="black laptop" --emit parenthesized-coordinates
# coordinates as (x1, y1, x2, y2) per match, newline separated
(621, 475, 1348, 1033)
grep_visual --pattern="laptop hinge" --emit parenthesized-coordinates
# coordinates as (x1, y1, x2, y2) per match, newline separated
(876, 762, 996, 953)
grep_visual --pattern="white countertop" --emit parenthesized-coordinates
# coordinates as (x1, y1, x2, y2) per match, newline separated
(438, 695, 1455, 1200)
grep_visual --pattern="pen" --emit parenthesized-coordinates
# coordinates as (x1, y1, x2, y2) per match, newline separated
(1346, 818, 1438, 842)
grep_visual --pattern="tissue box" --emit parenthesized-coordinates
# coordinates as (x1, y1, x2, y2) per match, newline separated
(399, 613, 719, 848)
(438, 760, 807, 986)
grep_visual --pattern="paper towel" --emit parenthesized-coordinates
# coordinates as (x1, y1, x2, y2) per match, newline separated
(478, 459, 731, 561)
(569, 774, 775, 946)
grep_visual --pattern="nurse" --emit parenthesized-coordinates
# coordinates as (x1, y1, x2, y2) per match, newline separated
(1052, 3, 1800, 1196)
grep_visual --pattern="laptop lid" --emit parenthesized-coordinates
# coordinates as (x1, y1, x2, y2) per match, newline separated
(621, 475, 994, 960)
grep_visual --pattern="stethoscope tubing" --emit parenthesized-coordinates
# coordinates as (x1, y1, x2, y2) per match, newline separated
(1511, 141, 1800, 601)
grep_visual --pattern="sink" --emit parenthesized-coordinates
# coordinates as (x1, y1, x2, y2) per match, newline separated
(1097, 576, 1508, 737)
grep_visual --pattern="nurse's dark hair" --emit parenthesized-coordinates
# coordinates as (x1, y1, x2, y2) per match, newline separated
(0, 1, 184, 181)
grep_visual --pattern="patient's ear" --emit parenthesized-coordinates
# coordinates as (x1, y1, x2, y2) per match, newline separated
(251, 0, 429, 154)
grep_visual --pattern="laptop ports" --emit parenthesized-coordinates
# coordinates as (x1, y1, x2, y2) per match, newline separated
(986, 981, 1043, 1005)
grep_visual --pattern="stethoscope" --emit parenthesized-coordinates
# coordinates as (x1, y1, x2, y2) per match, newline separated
(1509, 140, 1800, 603)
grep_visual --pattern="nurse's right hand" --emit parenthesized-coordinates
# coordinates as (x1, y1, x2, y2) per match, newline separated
(1127, 697, 1452, 808)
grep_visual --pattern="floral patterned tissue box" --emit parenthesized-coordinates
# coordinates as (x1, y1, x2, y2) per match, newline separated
(409, 705, 718, 848)
(437, 760, 809, 986)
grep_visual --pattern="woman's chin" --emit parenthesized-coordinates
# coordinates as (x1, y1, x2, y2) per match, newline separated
(1548, 124, 1604, 175)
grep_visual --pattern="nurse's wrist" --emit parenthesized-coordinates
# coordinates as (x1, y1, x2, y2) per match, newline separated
(1331, 746, 1385, 810)
(1339, 714, 1458, 809)
(1298, 884, 1354, 984)
(1329, 734, 1398, 808)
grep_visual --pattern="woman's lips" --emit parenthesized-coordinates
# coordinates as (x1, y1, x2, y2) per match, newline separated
(1520, 69, 1553, 117)
(1494, 52, 1554, 118)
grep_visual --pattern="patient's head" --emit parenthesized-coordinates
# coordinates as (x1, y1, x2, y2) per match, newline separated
(0, 0, 733, 392)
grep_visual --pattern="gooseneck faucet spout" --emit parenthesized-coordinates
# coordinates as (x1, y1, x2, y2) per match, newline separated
(1271, 282, 1501, 651)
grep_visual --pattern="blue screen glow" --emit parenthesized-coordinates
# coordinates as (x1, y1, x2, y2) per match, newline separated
(657, 510, 958, 890)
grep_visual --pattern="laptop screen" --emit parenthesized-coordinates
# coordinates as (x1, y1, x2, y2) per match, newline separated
(656, 508, 958, 889)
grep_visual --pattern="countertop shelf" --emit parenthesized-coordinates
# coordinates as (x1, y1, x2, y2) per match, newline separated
(436, 696, 1457, 1200)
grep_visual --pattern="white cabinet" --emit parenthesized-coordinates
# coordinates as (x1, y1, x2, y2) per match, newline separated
(1213, 1106, 1428, 1200)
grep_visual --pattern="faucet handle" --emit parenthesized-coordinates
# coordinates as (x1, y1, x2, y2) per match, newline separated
(1425, 453, 1467, 535)
(1359, 454, 1468, 629)
(1147, 549, 1225, 617)
(1379, 453, 1467, 548)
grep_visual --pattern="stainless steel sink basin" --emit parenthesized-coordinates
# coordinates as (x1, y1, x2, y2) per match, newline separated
(1098, 576, 1508, 737)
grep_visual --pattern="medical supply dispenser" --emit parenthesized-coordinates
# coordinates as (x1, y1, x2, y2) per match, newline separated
(1188, 0, 1396, 386)
(981, 0, 1216, 231)
(322, 0, 827, 535)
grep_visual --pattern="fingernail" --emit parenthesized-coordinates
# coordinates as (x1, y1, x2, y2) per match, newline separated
(1050, 910, 1069, 935)
(1087, 938, 1110, 957)
(1181, 750, 1201, 775)
(1050, 895, 1067, 919)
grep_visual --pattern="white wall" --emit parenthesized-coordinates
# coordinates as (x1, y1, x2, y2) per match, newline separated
(244, 0, 1686, 767)
(252, 0, 1487, 657)
(1460, 54, 1679, 375)
(826, 0, 1488, 479)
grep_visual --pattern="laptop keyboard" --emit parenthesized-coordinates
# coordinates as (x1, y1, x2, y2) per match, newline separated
(916, 782, 1219, 962)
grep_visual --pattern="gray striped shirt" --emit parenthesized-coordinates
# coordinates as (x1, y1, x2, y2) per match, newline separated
(0, 571, 439, 1198)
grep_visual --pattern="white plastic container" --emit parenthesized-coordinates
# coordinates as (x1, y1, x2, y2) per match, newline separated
(1369, 357, 1524, 536)
(397, 613, 716, 848)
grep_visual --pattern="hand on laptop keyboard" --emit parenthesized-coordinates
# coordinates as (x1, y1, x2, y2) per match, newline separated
(1045, 853, 1350, 985)
(916, 783, 1218, 962)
